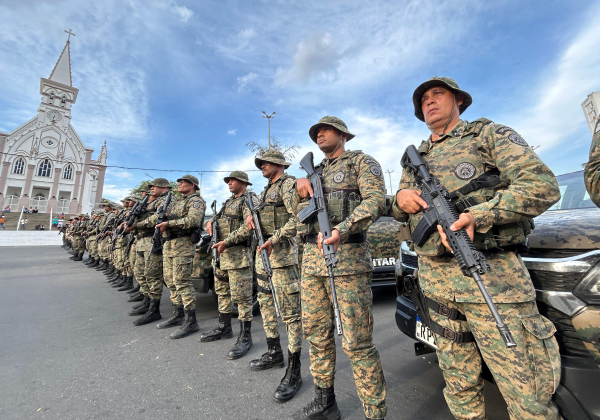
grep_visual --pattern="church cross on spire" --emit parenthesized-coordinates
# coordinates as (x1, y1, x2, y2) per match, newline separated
(64, 29, 76, 42)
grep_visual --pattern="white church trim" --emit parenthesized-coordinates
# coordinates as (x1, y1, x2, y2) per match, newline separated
(0, 33, 107, 215)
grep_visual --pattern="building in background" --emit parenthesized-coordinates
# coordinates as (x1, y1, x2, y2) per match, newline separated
(582, 91, 600, 135)
(0, 35, 106, 215)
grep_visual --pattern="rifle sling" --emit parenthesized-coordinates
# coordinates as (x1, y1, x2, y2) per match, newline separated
(428, 319, 475, 344)
(448, 168, 501, 200)
(425, 296, 467, 321)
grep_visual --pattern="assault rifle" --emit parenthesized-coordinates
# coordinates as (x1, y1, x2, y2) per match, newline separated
(298, 151, 343, 336)
(401, 145, 516, 348)
(246, 191, 280, 318)
(148, 190, 172, 259)
(209, 200, 220, 268)
(117, 195, 150, 238)
(96, 209, 124, 242)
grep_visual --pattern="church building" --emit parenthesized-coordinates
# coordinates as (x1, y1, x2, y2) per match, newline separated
(0, 33, 107, 215)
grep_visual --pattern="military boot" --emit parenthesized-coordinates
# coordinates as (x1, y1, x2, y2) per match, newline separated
(274, 350, 303, 402)
(127, 292, 144, 302)
(292, 386, 340, 420)
(107, 273, 121, 284)
(84, 257, 95, 266)
(118, 276, 134, 291)
(104, 264, 115, 275)
(250, 336, 284, 371)
(69, 252, 79, 260)
(170, 309, 200, 339)
(133, 299, 161, 326)
(129, 296, 150, 315)
(89, 258, 101, 268)
(156, 304, 185, 329)
(127, 282, 140, 294)
(82, 255, 91, 263)
(199, 313, 233, 342)
(227, 321, 253, 360)
(73, 252, 84, 261)
(95, 260, 108, 270)
(112, 274, 127, 287)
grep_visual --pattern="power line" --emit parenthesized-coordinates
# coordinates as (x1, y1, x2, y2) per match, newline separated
(0, 152, 261, 173)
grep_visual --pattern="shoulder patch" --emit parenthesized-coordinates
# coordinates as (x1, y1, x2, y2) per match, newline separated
(370, 166, 382, 177)
(508, 133, 528, 147)
(364, 158, 379, 165)
(333, 172, 345, 183)
(193, 203, 201, 209)
(495, 126, 513, 135)
(269, 191, 277, 199)
(455, 162, 477, 180)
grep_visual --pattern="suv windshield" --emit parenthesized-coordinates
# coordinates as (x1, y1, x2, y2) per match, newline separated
(547, 170, 595, 210)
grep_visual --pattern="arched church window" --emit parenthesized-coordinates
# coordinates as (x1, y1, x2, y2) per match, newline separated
(37, 159, 52, 177)
(63, 164, 73, 180)
(61, 95, 66, 106)
(12, 158, 25, 174)
(49, 92, 55, 100)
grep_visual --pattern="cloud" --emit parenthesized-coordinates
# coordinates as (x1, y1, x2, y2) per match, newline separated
(227, 129, 237, 135)
(236, 72, 258, 92)
(509, 4, 600, 152)
(171, 2, 193, 22)
(216, 28, 256, 60)
(102, 184, 132, 202)
(112, 171, 134, 179)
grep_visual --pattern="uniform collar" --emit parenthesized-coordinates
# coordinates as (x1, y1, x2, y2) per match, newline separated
(424, 119, 468, 148)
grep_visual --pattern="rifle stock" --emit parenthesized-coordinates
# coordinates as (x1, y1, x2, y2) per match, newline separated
(210, 200, 219, 268)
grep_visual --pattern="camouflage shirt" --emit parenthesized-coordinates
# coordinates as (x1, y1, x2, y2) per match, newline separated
(217, 192, 258, 270)
(162, 192, 206, 257)
(291, 149, 386, 276)
(256, 173, 298, 268)
(585, 119, 600, 207)
(135, 191, 178, 252)
(392, 119, 560, 303)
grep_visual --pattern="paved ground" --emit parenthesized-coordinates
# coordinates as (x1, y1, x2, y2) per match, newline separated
(0, 247, 510, 420)
(0, 231, 63, 247)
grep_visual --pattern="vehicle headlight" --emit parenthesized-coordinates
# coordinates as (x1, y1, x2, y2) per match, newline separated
(573, 262, 600, 305)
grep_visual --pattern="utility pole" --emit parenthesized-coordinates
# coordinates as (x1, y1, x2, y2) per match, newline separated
(198, 172, 204, 194)
(385, 170, 394, 195)
(262, 111, 276, 148)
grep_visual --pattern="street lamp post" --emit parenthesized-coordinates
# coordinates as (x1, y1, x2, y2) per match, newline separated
(385, 170, 394, 195)
(262, 111, 276, 148)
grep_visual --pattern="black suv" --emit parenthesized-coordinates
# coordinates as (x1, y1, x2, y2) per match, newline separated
(394, 170, 600, 420)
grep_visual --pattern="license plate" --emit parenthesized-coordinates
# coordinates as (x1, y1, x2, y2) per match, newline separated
(415, 316, 438, 350)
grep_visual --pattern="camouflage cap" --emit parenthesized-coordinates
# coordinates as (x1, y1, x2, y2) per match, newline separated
(103, 201, 116, 209)
(128, 195, 142, 203)
(224, 171, 252, 186)
(68, 217, 74, 221)
(177, 174, 200, 189)
(79, 213, 87, 218)
(412, 76, 473, 122)
(148, 178, 171, 188)
(254, 149, 291, 169)
(309, 116, 355, 143)
(140, 184, 151, 193)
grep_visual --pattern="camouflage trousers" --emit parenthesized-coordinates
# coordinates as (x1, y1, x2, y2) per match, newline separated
(72, 236, 83, 253)
(125, 241, 136, 277)
(215, 266, 253, 322)
(99, 238, 110, 260)
(114, 238, 128, 271)
(134, 250, 164, 300)
(257, 264, 302, 353)
(302, 272, 387, 419)
(428, 295, 562, 420)
(86, 237, 96, 257)
(163, 255, 196, 311)
(571, 308, 600, 367)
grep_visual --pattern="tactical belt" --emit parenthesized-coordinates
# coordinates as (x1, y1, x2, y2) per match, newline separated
(322, 187, 360, 194)
(425, 296, 467, 321)
(163, 233, 191, 241)
(302, 233, 366, 244)
(257, 284, 272, 295)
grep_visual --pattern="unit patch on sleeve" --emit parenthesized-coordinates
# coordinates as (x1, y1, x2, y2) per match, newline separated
(495, 126, 513, 135)
(508, 133, 528, 147)
(370, 166, 382, 177)
(454, 162, 477, 180)
(333, 172, 345, 183)
(269, 191, 277, 199)
(193, 202, 201, 209)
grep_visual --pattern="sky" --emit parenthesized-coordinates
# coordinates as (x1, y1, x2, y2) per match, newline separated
(1, 0, 599, 204)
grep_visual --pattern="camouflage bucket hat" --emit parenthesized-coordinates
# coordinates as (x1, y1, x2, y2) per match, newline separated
(103, 201, 116, 209)
(224, 170, 252, 186)
(79, 213, 87, 218)
(148, 177, 171, 188)
(128, 195, 142, 203)
(177, 174, 200, 189)
(254, 150, 291, 169)
(412, 76, 473, 122)
(140, 184, 151, 193)
(309, 116, 355, 143)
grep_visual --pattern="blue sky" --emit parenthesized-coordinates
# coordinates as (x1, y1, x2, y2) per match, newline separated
(1, 0, 599, 203)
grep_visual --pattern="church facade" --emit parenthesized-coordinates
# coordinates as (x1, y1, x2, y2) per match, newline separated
(0, 36, 106, 215)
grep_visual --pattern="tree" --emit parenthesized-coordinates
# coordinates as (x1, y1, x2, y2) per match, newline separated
(129, 179, 182, 199)
(246, 136, 300, 161)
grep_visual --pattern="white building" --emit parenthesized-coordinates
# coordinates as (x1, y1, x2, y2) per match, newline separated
(582, 91, 600, 135)
(0, 35, 107, 215)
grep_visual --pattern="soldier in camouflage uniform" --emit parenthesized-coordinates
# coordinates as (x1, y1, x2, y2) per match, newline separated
(110, 198, 136, 291)
(145, 175, 206, 339)
(87, 212, 104, 268)
(393, 77, 562, 420)
(291, 116, 387, 420)
(127, 178, 177, 326)
(200, 171, 257, 360)
(69, 214, 84, 261)
(83, 212, 100, 265)
(244, 150, 304, 402)
(95, 202, 117, 272)
(585, 118, 600, 207)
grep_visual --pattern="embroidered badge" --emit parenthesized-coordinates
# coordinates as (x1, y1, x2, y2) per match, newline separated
(269, 191, 277, 199)
(508, 133, 528, 147)
(230, 203, 238, 211)
(455, 162, 477, 180)
(193, 203, 201, 209)
(333, 172, 345, 183)
(370, 166, 382, 177)
(495, 126, 513, 135)
(365, 159, 377, 165)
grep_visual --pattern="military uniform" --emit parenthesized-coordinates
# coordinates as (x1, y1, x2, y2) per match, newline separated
(149, 175, 206, 339)
(392, 77, 562, 420)
(249, 150, 304, 402)
(200, 171, 257, 359)
(585, 118, 600, 207)
(292, 117, 387, 420)
(131, 179, 177, 325)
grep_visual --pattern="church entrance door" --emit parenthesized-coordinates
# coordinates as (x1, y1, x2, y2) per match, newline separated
(5, 195, 20, 211)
